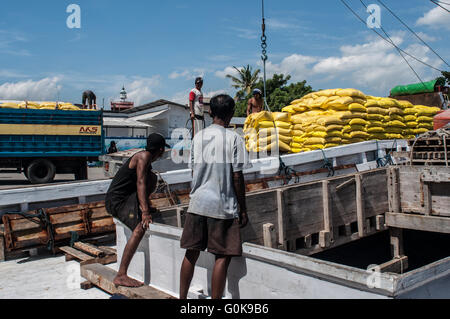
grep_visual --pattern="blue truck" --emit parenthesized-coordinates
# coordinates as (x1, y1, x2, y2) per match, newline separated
(0, 108, 104, 184)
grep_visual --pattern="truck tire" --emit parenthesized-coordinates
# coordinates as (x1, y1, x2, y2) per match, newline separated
(26, 159, 56, 184)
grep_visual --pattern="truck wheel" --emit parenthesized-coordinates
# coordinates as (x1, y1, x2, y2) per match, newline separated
(26, 159, 56, 184)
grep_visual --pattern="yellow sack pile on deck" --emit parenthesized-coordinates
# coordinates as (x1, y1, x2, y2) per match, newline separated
(245, 88, 441, 154)
(0, 101, 80, 111)
(244, 111, 292, 153)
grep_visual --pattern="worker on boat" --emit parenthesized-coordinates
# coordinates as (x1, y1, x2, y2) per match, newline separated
(105, 133, 169, 287)
(246, 88, 263, 116)
(189, 77, 206, 139)
(179, 94, 251, 299)
(82, 90, 97, 110)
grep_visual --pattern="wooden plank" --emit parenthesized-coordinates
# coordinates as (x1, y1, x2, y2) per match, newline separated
(80, 254, 117, 266)
(320, 180, 333, 248)
(386, 212, 450, 234)
(0, 234, 5, 261)
(390, 167, 401, 214)
(277, 189, 287, 250)
(335, 177, 355, 191)
(355, 174, 365, 237)
(98, 246, 116, 256)
(81, 263, 175, 299)
(375, 214, 386, 231)
(263, 223, 276, 248)
(422, 182, 432, 215)
(389, 227, 404, 258)
(378, 256, 408, 274)
(176, 207, 184, 228)
(59, 246, 93, 262)
(73, 242, 105, 257)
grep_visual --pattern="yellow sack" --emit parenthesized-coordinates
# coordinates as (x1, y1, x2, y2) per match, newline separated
(388, 120, 406, 128)
(306, 125, 326, 133)
(292, 130, 305, 136)
(324, 143, 340, 148)
(350, 131, 369, 139)
(367, 114, 385, 121)
(416, 106, 439, 116)
(309, 131, 328, 138)
(340, 111, 367, 119)
(291, 148, 302, 153)
(404, 135, 416, 139)
(367, 107, 388, 115)
(292, 105, 308, 113)
(315, 89, 338, 97)
(327, 96, 353, 106)
(365, 100, 379, 107)
(275, 127, 292, 136)
(414, 128, 429, 134)
(278, 135, 293, 144)
(389, 107, 404, 116)
(343, 125, 365, 133)
(404, 115, 417, 122)
(273, 112, 291, 122)
(282, 105, 296, 114)
(367, 127, 385, 133)
(326, 130, 343, 138)
(388, 114, 404, 122)
(325, 124, 343, 132)
(309, 144, 325, 150)
(417, 116, 433, 123)
(292, 124, 305, 131)
(367, 121, 385, 128)
(291, 114, 307, 124)
(406, 121, 418, 128)
(336, 88, 366, 99)
(404, 108, 417, 115)
(325, 137, 342, 143)
(349, 138, 367, 143)
(257, 121, 275, 129)
(293, 136, 307, 143)
(349, 118, 368, 126)
(370, 133, 387, 140)
(258, 140, 291, 153)
(397, 100, 413, 108)
(385, 127, 404, 134)
(386, 133, 404, 140)
(317, 117, 344, 126)
(304, 137, 326, 145)
(348, 103, 367, 112)
(275, 121, 292, 129)
(418, 122, 433, 130)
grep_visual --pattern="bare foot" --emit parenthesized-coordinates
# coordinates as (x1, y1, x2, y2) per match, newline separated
(113, 274, 144, 287)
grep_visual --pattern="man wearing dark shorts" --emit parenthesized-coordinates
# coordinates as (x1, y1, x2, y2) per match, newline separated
(105, 133, 169, 287)
(179, 94, 251, 299)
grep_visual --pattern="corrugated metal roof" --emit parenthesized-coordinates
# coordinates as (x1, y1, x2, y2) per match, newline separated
(103, 117, 151, 128)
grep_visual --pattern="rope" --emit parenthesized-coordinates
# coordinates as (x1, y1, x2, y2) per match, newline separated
(321, 149, 335, 177)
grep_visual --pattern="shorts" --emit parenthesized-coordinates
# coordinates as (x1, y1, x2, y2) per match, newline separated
(105, 192, 142, 230)
(180, 213, 242, 257)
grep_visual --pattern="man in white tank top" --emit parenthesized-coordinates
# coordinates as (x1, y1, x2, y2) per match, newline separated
(189, 77, 205, 138)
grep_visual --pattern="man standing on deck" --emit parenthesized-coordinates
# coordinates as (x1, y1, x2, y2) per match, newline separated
(105, 133, 169, 287)
(246, 88, 264, 116)
(179, 94, 251, 299)
(82, 90, 97, 110)
(189, 77, 206, 139)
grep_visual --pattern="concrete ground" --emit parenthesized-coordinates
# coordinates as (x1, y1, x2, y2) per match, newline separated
(0, 252, 117, 299)
(0, 167, 107, 190)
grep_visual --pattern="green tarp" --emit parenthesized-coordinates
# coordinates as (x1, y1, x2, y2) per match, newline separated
(390, 78, 445, 96)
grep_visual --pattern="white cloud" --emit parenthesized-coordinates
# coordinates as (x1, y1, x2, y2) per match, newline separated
(228, 27, 258, 39)
(262, 54, 317, 82)
(169, 68, 205, 80)
(417, 3, 450, 30)
(215, 66, 240, 79)
(0, 30, 31, 56)
(0, 77, 62, 100)
(122, 76, 160, 106)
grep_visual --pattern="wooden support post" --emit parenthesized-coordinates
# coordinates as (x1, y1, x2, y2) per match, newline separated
(355, 174, 366, 237)
(277, 189, 287, 250)
(422, 182, 432, 216)
(263, 223, 276, 249)
(176, 207, 184, 228)
(0, 234, 5, 262)
(389, 167, 401, 214)
(375, 214, 386, 231)
(320, 180, 333, 248)
(390, 227, 404, 258)
(304, 235, 312, 249)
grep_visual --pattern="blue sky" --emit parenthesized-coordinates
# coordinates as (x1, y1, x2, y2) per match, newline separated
(0, 0, 449, 108)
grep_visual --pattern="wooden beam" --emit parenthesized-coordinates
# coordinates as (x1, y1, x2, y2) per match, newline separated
(81, 263, 175, 299)
(176, 207, 184, 228)
(375, 214, 386, 231)
(320, 180, 333, 248)
(73, 242, 105, 258)
(355, 174, 366, 237)
(386, 212, 450, 234)
(0, 234, 5, 262)
(263, 223, 276, 249)
(277, 189, 287, 250)
(389, 167, 401, 214)
(378, 256, 408, 274)
(389, 227, 404, 258)
(335, 177, 355, 191)
(422, 181, 432, 216)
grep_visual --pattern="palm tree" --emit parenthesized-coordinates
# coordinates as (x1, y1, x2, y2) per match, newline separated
(226, 65, 261, 97)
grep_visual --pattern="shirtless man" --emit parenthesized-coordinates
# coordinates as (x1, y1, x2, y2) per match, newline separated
(247, 88, 264, 116)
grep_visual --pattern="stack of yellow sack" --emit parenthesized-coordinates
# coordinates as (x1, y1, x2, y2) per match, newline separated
(364, 97, 388, 140)
(0, 102, 21, 109)
(244, 111, 292, 153)
(397, 100, 416, 139)
(0, 101, 80, 111)
(411, 105, 440, 135)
